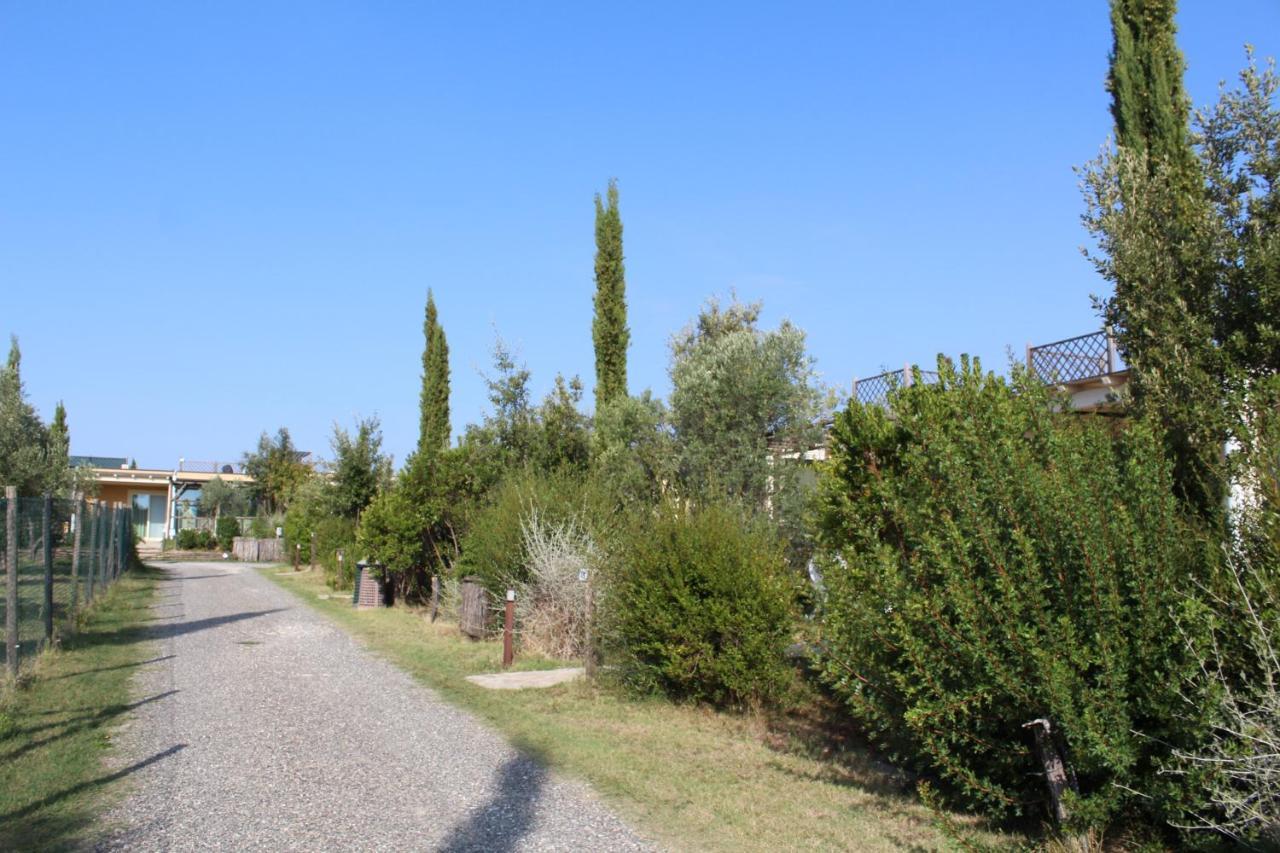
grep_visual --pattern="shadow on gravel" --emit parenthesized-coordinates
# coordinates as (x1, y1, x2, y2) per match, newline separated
(437, 755, 548, 853)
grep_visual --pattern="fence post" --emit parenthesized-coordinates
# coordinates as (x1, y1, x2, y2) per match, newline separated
(70, 495, 84, 619)
(42, 494, 53, 648)
(310, 532, 316, 571)
(6, 486, 17, 679)
(294, 543, 300, 572)
(584, 570, 597, 679)
(86, 504, 98, 603)
(429, 575, 440, 623)
(106, 505, 118, 584)
(503, 589, 515, 669)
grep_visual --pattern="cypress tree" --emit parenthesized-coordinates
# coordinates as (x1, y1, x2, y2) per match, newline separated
(592, 179, 629, 410)
(418, 290, 451, 455)
(1099, 0, 1224, 514)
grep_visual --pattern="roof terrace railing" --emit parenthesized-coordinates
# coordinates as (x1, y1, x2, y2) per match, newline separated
(176, 460, 246, 475)
(1026, 330, 1123, 385)
(852, 365, 940, 407)
(853, 330, 1128, 409)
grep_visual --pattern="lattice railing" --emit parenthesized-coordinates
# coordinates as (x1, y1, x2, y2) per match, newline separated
(176, 460, 245, 475)
(853, 368, 940, 407)
(1027, 330, 1121, 385)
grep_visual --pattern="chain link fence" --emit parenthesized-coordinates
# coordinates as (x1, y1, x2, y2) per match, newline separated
(1, 487, 137, 677)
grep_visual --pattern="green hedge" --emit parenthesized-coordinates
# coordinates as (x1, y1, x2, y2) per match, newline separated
(815, 357, 1218, 833)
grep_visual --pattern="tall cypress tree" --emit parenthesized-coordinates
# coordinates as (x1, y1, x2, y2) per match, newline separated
(418, 290, 451, 455)
(1098, 0, 1224, 514)
(592, 179, 629, 410)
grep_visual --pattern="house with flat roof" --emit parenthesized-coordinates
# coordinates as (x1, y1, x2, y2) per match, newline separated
(71, 457, 254, 546)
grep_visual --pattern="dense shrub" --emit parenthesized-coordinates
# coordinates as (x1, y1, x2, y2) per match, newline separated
(456, 469, 610, 594)
(215, 516, 239, 551)
(175, 528, 216, 550)
(514, 510, 600, 660)
(815, 357, 1218, 832)
(607, 502, 795, 708)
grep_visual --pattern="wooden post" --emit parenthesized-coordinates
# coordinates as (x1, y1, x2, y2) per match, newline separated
(584, 570, 597, 679)
(6, 486, 17, 678)
(310, 532, 316, 571)
(70, 495, 84, 618)
(502, 590, 515, 669)
(1023, 718, 1077, 829)
(293, 543, 300, 572)
(429, 575, 440, 623)
(42, 495, 53, 647)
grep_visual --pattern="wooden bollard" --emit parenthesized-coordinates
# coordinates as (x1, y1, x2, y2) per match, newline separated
(293, 543, 300, 572)
(502, 589, 515, 669)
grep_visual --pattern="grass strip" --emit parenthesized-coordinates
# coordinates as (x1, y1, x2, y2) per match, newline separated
(0, 563, 163, 852)
(265, 568, 1013, 852)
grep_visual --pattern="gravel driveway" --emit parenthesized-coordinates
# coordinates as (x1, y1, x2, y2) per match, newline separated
(95, 561, 652, 852)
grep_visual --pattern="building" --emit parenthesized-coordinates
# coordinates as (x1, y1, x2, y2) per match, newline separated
(70, 457, 254, 547)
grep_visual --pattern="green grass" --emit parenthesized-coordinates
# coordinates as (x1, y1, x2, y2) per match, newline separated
(0, 563, 163, 852)
(265, 568, 1016, 852)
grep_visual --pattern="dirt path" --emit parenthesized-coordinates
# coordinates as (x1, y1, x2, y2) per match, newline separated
(95, 561, 651, 852)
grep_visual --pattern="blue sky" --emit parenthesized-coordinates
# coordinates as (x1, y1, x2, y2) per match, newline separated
(3, 2, 1277, 469)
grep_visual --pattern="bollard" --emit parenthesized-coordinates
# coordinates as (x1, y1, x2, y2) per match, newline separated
(502, 589, 515, 669)
(310, 531, 316, 571)
(294, 543, 300, 572)
(429, 575, 440, 623)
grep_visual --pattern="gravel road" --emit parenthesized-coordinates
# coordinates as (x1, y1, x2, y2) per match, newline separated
(95, 561, 653, 852)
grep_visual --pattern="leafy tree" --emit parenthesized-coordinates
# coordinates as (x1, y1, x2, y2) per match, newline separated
(1086, 0, 1224, 515)
(668, 296, 824, 506)
(242, 427, 311, 514)
(537, 374, 590, 473)
(419, 290, 451, 455)
(0, 336, 67, 496)
(592, 179, 629, 410)
(463, 337, 539, 473)
(198, 476, 249, 520)
(330, 415, 391, 519)
(592, 391, 677, 508)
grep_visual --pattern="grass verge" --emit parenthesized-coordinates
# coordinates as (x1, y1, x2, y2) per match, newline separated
(265, 568, 1014, 852)
(0, 563, 163, 852)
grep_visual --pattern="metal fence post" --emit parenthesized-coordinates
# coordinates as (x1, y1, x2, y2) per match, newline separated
(70, 495, 84, 619)
(86, 504, 98, 603)
(42, 494, 53, 647)
(106, 505, 118, 585)
(5, 486, 17, 679)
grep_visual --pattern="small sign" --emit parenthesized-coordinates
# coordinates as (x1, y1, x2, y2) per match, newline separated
(276, 526, 283, 538)
(578, 568, 589, 583)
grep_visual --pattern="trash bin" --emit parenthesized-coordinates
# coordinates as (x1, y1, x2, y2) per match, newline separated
(353, 560, 391, 608)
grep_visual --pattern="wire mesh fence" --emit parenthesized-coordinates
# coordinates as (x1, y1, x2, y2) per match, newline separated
(1, 488, 136, 678)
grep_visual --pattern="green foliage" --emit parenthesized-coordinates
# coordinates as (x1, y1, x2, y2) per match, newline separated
(456, 469, 608, 593)
(1088, 14, 1280, 516)
(607, 502, 796, 709)
(0, 336, 71, 496)
(592, 178, 629, 410)
(537, 374, 590, 474)
(175, 528, 216, 550)
(815, 357, 1217, 831)
(242, 427, 311, 514)
(198, 476, 249, 519)
(592, 391, 677, 509)
(419, 290, 451, 455)
(215, 515, 239, 551)
(669, 296, 825, 505)
(329, 415, 391, 518)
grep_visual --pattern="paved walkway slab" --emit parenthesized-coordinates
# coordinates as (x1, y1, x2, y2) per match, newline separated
(466, 668, 585, 691)
(96, 561, 651, 852)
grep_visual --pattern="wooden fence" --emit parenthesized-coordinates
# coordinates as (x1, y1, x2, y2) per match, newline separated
(231, 537, 284, 562)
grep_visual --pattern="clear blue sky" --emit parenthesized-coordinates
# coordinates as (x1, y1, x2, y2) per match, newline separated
(3, 2, 1277, 469)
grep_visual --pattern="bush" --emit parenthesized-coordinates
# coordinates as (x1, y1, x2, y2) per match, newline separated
(607, 502, 795, 708)
(815, 357, 1218, 833)
(215, 516, 239, 551)
(514, 510, 600, 660)
(175, 528, 215, 550)
(457, 469, 610, 594)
